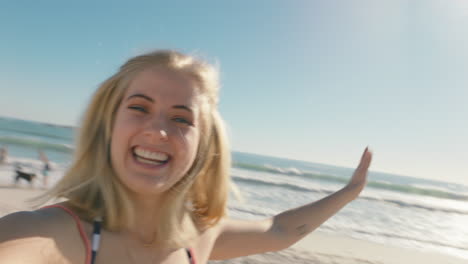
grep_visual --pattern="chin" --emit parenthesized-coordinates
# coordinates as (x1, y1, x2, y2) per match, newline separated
(120, 173, 177, 196)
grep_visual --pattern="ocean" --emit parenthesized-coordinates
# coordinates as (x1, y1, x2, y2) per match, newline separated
(1, 116, 467, 260)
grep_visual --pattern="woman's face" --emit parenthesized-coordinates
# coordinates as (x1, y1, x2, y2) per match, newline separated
(110, 67, 201, 196)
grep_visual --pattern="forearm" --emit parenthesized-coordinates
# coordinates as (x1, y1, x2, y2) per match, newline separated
(271, 185, 360, 249)
(211, 149, 371, 258)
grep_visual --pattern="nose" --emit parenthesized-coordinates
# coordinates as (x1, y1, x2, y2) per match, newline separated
(143, 118, 169, 143)
(159, 129, 168, 141)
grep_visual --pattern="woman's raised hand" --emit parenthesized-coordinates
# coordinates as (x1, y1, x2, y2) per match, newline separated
(345, 147, 373, 196)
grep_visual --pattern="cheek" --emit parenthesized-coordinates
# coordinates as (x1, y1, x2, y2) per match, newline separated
(110, 113, 132, 158)
(188, 132, 200, 157)
(174, 127, 200, 157)
(110, 129, 124, 166)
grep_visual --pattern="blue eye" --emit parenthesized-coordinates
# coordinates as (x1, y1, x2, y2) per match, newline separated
(128, 106, 147, 113)
(173, 117, 193, 126)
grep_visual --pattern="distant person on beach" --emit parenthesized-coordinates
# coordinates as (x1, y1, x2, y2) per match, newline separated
(0, 146, 7, 165)
(38, 150, 51, 188)
(0, 50, 372, 263)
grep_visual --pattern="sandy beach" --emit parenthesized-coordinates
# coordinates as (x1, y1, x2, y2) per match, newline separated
(0, 185, 466, 264)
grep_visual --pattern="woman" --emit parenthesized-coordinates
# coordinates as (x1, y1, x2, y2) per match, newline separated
(0, 50, 372, 263)
(38, 150, 51, 188)
(0, 146, 7, 165)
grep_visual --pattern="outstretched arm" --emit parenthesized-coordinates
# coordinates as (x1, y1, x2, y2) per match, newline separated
(210, 147, 372, 260)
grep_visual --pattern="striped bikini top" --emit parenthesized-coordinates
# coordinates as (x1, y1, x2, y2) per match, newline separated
(43, 205, 197, 264)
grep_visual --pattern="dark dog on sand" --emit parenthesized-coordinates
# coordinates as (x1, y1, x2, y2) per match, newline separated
(13, 164, 37, 187)
(15, 170, 37, 184)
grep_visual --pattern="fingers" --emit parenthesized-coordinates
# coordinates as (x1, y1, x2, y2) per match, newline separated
(362, 146, 368, 158)
(357, 147, 372, 171)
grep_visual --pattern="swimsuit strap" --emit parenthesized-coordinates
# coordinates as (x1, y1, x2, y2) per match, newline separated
(186, 247, 197, 264)
(90, 217, 102, 264)
(41, 204, 92, 264)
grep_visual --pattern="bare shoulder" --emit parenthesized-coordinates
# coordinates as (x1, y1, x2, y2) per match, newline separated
(0, 206, 71, 239)
(0, 205, 86, 263)
(186, 219, 225, 263)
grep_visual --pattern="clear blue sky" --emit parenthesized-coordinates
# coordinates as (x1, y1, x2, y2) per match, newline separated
(0, 0, 467, 185)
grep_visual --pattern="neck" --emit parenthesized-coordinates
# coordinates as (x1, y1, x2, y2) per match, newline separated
(125, 193, 166, 245)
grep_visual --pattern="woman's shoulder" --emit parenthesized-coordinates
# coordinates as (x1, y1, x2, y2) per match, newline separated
(0, 203, 75, 239)
(0, 203, 88, 263)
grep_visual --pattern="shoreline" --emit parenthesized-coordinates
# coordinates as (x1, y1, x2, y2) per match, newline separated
(1, 186, 466, 264)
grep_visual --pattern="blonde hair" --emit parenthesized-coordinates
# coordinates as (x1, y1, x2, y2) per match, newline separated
(40, 50, 231, 247)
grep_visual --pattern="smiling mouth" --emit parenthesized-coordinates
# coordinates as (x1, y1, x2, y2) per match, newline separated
(132, 147, 171, 166)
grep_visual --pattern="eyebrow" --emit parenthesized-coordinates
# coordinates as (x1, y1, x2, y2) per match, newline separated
(126, 93, 154, 102)
(173, 105, 193, 113)
(126, 93, 193, 113)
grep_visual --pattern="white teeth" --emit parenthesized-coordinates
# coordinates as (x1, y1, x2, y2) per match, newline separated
(135, 156, 164, 165)
(134, 147, 169, 162)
